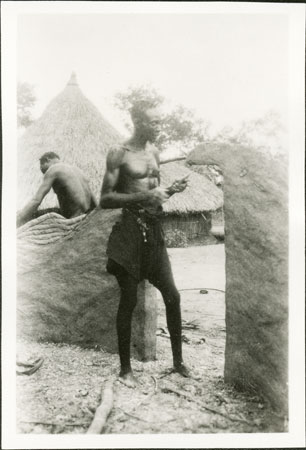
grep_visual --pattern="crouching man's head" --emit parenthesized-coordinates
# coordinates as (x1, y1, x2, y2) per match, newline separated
(39, 152, 60, 174)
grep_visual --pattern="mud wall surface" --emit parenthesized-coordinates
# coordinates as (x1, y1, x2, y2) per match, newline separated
(17, 209, 158, 361)
(188, 143, 288, 412)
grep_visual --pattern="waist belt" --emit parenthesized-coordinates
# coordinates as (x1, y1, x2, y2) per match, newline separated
(123, 208, 161, 243)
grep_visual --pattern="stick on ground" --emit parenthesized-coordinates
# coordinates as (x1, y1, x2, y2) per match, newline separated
(161, 381, 252, 425)
(16, 357, 44, 375)
(86, 380, 114, 434)
(20, 420, 90, 427)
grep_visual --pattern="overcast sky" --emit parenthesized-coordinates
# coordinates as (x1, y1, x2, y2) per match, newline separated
(17, 13, 288, 135)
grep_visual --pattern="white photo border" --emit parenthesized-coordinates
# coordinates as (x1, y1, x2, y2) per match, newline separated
(2, 1, 305, 448)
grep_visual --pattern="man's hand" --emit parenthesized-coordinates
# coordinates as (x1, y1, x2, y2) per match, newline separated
(136, 187, 170, 214)
(146, 187, 170, 207)
(167, 174, 190, 195)
(16, 169, 56, 227)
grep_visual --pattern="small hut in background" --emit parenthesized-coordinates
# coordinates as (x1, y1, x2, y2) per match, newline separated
(187, 162, 225, 237)
(18, 73, 223, 244)
(160, 162, 223, 244)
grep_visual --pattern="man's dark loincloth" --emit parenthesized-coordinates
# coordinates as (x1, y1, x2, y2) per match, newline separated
(106, 208, 172, 284)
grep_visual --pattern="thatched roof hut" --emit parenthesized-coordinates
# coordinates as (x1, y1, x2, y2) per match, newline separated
(160, 162, 222, 214)
(18, 73, 123, 209)
(17, 74, 223, 221)
(160, 162, 223, 244)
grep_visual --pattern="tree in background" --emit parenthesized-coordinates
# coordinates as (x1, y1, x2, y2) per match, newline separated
(114, 85, 210, 153)
(192, 110, 287, 186)
(17, 82, 37, 128)
(114, 86, 287, 188)
(210, 110, 287, 155)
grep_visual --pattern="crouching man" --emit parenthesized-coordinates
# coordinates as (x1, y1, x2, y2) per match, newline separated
(17, 152, 97, 227)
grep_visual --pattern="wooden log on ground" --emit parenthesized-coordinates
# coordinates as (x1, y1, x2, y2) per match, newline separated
(86, 380, 114, 434)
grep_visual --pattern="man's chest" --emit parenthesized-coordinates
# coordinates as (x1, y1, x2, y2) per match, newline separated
(121, 151, 159, 179)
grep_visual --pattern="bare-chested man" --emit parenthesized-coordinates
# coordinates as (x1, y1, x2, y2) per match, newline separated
(17, 152, 97, 227)
(100, 104, 190, 387)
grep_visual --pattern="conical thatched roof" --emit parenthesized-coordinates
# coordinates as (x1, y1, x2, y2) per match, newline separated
(18, 74, 222, 214)
(160, 161, 223, 214)
(18, 73, 123, 209)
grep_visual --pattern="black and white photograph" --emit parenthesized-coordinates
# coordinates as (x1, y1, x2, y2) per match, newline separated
(1, 1, 305, 448)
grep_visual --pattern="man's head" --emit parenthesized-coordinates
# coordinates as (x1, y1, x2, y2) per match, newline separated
(39, 152, 60, 174)
(130, 102, 163, 143)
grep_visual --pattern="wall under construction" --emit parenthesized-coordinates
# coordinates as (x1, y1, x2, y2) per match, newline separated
(17, 209, 158, 362)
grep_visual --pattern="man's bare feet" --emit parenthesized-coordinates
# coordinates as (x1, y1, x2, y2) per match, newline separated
(118, 370, 138, 388)
(173, 363, 190, 378)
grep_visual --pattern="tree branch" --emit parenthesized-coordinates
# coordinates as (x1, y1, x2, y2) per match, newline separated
(161, 381, 252, 425)
(160, 155, 186, 165)
(86, 380, 114, 434)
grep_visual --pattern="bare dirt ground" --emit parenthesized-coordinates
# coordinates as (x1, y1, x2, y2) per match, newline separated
(17, 245, 285, 434)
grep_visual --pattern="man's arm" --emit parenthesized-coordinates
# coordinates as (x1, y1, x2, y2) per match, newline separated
(17, 169, 56, 227)
(90, 192, 98, 210)
(100, 148, 169, 209)
(151, 148, 189, 194)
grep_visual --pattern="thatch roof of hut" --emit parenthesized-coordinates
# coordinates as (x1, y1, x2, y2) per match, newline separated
(17, 73, 222, 214)
(18, 73, 123, 209)
(160, 162, 223, 214)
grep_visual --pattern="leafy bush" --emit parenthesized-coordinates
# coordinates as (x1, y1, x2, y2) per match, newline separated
(17, 82, 37, 128)
(165, 229, 188, 248)
(114, 85, 209, 152)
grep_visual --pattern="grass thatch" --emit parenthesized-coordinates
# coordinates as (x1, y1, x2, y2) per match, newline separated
(18, 73, 123, 209)
(160, 162, 223, 214)
(18, 73, 222, 214)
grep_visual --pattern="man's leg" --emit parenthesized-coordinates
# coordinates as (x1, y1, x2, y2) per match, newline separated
(108, 259, 139, 387)
(152, 261, 189, 377)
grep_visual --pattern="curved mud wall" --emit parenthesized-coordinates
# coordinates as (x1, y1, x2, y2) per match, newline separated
(17, 209, 157, 361)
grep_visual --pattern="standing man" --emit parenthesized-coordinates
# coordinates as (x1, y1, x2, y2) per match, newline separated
(17, 152, 97, 227)
(100, 104, 190, 387)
